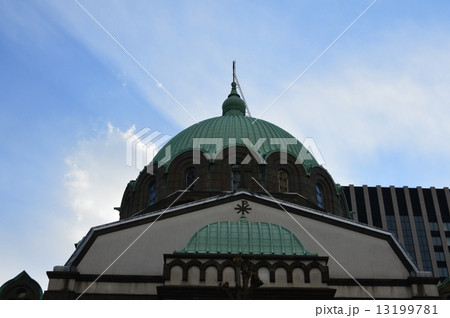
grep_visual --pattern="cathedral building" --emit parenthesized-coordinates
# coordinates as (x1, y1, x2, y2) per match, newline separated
(43, 76, 441, 299)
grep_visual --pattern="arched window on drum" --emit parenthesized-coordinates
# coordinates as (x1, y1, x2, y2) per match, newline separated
(149, 183, 156, 206)
(231, 164, 241, 191)
(278, 170, 289, 193)
(316, 184, 324, 209)
(185, 167, 197, 189)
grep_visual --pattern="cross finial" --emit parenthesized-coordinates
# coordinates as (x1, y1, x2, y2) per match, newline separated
(232, 60, 236, 82)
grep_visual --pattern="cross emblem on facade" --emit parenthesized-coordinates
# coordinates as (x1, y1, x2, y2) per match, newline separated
(235, 200, 252, 216)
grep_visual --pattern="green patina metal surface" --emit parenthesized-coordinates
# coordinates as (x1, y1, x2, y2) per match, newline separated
(152, 82, 319, 171)
(222, 81, 246, 116)
(0, 271, 43, 300)
(438, 277, 450, 290)
(176, 216, 316, 256)
(153, 115, 319, 171)
(128, 180, 137, 191)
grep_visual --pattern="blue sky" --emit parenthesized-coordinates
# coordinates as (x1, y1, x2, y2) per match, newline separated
(1, 0, 450, 290)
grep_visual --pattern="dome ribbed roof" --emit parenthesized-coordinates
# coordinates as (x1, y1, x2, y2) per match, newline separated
(152, 80, 319, 171)
(153, 115, 318, 170)
(176, 216, 315, 255)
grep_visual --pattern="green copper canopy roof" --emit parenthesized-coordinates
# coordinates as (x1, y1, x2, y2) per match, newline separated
(176, 216, 315, 256)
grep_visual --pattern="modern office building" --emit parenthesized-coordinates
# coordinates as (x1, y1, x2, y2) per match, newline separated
(343, 185, 450, 279)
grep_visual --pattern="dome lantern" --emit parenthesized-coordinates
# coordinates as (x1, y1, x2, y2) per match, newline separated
(222, 61, 246, 116)
(222, 81, 246, 116)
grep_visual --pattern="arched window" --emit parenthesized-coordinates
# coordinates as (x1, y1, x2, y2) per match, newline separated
(278, 170, 289, 193)
(231, 164, 241, 191)
(149, 183, 156, 206)
(316, 184, 324, 209)
(185, 167, 197, 189)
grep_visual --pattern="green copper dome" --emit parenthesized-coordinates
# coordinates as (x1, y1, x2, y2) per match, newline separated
(152, 82, 319, 171)
(176, 216, 315, 256)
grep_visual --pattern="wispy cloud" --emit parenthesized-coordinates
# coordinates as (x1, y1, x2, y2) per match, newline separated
(44, 0, 450, 185)
(261, 38, 450, 186)
(0, 124, 139, 289)
(62, 123, 138, 241)
(0, 123, 140, 289)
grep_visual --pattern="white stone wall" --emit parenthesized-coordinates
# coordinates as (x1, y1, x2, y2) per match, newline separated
(48, 196, 438, 298)
(76, 199, 410, 280)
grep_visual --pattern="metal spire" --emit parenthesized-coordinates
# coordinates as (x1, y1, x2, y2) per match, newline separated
(232, 60, 252, 117)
